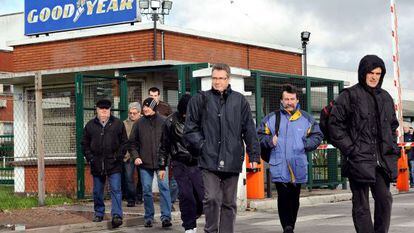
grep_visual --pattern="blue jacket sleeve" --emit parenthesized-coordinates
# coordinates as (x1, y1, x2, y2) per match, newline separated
(257, 114, 275, 151)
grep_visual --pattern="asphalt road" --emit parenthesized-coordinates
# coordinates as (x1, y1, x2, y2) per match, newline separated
(93, 191, 414, 233)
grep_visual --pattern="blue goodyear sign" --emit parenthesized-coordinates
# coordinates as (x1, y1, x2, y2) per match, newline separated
(25, 0, 137, 35)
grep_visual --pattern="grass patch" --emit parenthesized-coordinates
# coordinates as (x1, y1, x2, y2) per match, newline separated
(0, 186, 73, 210)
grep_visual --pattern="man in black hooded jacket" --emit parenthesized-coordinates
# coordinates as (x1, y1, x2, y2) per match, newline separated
(328, 55, 399, 233)
(158, 94, 204, 233)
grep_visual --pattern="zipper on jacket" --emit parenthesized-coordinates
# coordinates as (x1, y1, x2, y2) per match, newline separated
(218, 94, 225, 170)
(100, 126, 106, 176)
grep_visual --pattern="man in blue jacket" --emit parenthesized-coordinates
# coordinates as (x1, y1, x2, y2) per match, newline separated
(258, 84, 323, 233)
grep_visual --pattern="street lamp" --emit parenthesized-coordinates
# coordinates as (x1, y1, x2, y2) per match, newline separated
(301, 31, 311, 76)
(139, 0, 173, 60)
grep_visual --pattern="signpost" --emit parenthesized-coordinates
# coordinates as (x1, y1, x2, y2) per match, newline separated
(25, 0, 138, 36)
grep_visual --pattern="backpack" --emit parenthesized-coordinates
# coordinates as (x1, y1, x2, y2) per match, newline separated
(319, 100, 335, 144)
(261, 110, 281, 163)
(319, 89, 352, 144)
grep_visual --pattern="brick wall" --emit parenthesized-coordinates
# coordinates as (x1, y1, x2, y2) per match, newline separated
(0, 50, 13, 72)
(0, 95, 13, 122)
(24, 165, 93, 196)
(164, 31, 302, 75)
(12, 31, 154, 72)
(11, 29, 301, 75)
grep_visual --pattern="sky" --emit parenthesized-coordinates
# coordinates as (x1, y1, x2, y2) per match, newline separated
(1, 0, 413, 88)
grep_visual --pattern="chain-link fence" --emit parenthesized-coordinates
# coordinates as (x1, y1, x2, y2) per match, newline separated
(4, 88, 78, 197)
(251, 71, 344, 194)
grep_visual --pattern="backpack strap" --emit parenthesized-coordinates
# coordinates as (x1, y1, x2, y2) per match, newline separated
(274, 110, 281, 137)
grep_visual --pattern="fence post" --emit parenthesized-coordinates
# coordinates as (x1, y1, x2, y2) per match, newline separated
(35, 72, 45, 206)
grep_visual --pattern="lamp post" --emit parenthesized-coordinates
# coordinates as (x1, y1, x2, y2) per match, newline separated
(139, 0, 173, 60)
(301, 31, 311, 76)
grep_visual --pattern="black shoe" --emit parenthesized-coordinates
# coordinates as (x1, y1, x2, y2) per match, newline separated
(111, 215, 123, 228)
(144, 220, 153, 228)
(283, 226, 294, 233)
(92, 215, 103, 222)
(136, 199, 143, 205)
(127, 201, 135, 207)
(162, 219, 172, 228)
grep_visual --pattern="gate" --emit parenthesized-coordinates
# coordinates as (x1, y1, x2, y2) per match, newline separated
(75, 74, 128, 199)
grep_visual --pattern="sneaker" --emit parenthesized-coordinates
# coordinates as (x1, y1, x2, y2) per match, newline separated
(283, 225, 294, 233)
(92, 215, 103, 222)
(185, 228, 197, 233)
(111, 215, 123, 228)
(162, 219, 172, 228)
(144, 219, 153, 228)
(127, 201, 135, 207)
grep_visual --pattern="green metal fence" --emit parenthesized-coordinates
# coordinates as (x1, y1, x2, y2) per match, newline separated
(0, 135, 13, 185)
(251, 70, 345, 191)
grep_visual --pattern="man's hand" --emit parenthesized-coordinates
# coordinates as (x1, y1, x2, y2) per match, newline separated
(250, 162, 258, 169)
(272, 135, 278, 146)
(134, 158, 143, 166)
(159, 170, 166, 180)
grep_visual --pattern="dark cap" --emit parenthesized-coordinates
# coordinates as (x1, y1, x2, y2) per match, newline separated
(96, 99, 111, 109)
(142, 97, 158, 111)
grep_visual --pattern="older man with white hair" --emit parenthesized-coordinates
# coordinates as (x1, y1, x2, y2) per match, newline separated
(123, 102, 142, 207)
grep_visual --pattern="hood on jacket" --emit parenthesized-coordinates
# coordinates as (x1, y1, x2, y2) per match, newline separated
(358, 55, 386, 89)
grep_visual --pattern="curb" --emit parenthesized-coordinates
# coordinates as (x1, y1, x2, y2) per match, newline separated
(248, 193, 352, 211)
(24, 216, 145, 233)
(23, 211, 181, 233)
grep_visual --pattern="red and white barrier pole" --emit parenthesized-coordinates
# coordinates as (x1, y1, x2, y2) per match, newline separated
(390, 0, 404, 143)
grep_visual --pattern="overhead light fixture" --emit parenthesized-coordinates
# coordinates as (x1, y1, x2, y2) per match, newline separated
(301, 31, 311, 43)
(162, 0, 173, 10)
(150, 0, 161, 10)
(139, 0, 149, 9)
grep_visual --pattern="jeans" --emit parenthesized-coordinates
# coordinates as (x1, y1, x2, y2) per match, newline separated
(93, 173, 123, 218)
(123, 161, 136, 203)
(202, 169, 239, 233)
(140, 167, 172, 221)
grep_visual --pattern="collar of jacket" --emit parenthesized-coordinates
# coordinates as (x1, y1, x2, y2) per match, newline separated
(143, 112, 158, 120)
(279, 103, 302, 121)
(211, 84, 233, 99)
(94, 115, 114, 125)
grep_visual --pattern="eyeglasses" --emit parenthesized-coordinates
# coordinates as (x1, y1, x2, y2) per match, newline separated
(212, 77, 228, 81)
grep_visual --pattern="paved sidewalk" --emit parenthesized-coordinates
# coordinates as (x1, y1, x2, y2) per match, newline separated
(20, 185, 404, 233)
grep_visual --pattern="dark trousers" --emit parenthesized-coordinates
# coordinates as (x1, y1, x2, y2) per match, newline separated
(172, 161, 204, 230)
(275, 182, 301, 230)
(349, 168, 392, 233)
(202, 169, 239, 233)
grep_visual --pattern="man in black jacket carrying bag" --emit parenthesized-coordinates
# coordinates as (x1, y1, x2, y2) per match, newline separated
(184, 63, 260, 233)
(328, 55, 399, 233)
(81, 99, 128, 228)
(158, 94, 204, 233)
